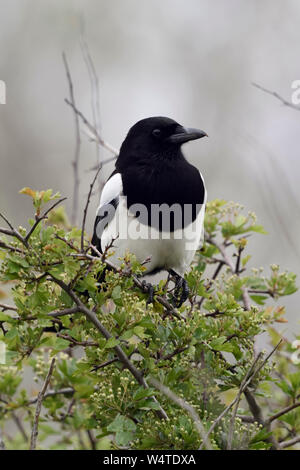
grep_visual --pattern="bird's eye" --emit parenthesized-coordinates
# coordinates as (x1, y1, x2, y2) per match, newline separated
(152, 129, 161, 138)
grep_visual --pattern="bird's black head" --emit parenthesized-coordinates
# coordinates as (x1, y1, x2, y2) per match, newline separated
(116, 116, 207, 170)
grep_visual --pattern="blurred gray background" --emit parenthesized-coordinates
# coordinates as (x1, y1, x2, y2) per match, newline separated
(0, 0, 299, 334)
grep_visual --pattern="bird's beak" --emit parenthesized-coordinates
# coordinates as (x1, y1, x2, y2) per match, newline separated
(167, 127, 208, 144)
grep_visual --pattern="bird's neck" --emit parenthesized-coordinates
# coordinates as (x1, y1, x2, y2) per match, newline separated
(116, 148, 185, 172)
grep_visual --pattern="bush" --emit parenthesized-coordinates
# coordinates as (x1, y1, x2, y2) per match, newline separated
(0, 189, 299, 450)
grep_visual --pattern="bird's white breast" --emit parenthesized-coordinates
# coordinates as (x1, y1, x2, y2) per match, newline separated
(101, 194, 206, 275)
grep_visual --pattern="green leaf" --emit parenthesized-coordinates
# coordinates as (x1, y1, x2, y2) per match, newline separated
(107, 414, 136, 447)
(104, 337, 120, 349)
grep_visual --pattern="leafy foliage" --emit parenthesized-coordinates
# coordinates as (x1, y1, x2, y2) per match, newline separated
(0, 191, 299, 450)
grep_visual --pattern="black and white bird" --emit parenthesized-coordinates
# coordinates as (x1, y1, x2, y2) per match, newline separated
(92, 116, 207, 306)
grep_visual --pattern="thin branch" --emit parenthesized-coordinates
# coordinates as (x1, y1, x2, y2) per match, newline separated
(80, 31, 103, 196)
(0, 303, 18, 312)
(27, 387, 74, 406)
(252, 82, 300, 111)
(236, 414, 255, 423)
(11, 412, 28, 442)
(65, 99, 118, 157)
(149, 377, 212, 450)
(81, 166, 102, 252)
(87, 155, 117, 170)
(266, 400, 300, 425)
(0, 212, 16, 232)
(235, 245, 243, 274)
(57, 333, 98, 347)
(279, 435, 300, 449)
(0, 213, 28, 248)
(206, 238, 235, 272)
(91, 357, 119, 372)
(241, 286, 251, 311)
(248, 289, 274, 297)
(30, 358, 56, 450)
(0, 239, 23, 253)
(62, 52, 81, 226)
(86, 429, 97, 450)
(157, 346, 189, 363)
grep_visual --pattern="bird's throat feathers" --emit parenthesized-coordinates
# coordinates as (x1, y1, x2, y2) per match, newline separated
(116, 146, 185, 173)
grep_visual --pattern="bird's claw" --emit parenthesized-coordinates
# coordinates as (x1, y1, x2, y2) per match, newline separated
(169, 270, 189, 307)
(141, 280, 155, 305)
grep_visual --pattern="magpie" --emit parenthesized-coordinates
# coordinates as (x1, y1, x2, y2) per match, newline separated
(92, 116, 207, 306)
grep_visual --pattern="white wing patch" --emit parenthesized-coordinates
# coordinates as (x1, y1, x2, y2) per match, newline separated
(97, 172, 123, 213)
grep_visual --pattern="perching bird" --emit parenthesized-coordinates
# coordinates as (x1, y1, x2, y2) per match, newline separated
(92, 116, 207, 306)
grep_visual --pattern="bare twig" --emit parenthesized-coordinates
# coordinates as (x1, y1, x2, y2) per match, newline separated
(30, 358, 56, 450)
(57, 333, 98, 347)
(91, 357, 119, 372)
(236, 414, 255, 423)
(252, 82, 300, 111)
(0, 239, 23, 253)
(86, 429, 97, 450)
(87, 155, 117, 170)
(266, 401, 300, 425)
(235, 245, 243, 274)
(81, 166, 102, 252)
(206, 238, 235, 272)
(65, 99, 118, 157)
(27, 387, 74, 406)
(157, 346, 189, 363)
(279, 435, 300, 449)
(11, 412, 28, 442)
(241, 285, 251, 311)
(80, 32, 103, 196)
(47, 306, 80, 318)
(0, 213, 28, 248)
(0, 303, 17, 312)
(63, 52, 81, 226)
